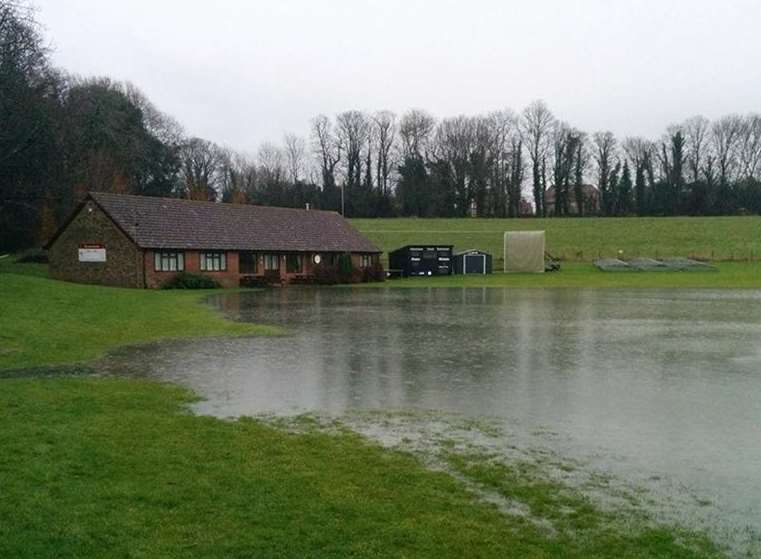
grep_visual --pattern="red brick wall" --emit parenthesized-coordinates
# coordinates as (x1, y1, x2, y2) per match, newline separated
(240, 253, 313, 283)
(144, 250, 240, 288)
(142, 250, 378, 288)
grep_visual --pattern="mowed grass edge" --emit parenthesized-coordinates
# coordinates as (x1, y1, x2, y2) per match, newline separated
(0, 264, 279, 370)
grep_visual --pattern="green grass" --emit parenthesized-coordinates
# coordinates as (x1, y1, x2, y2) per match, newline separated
(0, 377, 723, 558)
(0, 255, 48, 277)
(359, 262, 761, 289)
(0, 264, 278, 370)
(351, 216, 761, 266)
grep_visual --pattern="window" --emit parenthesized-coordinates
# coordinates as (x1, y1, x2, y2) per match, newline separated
(361, 254, 372, 268)
(201, 251, 226, 272)
(286, 254, 303, 274)
(264, 254, 280, 271)
(239, 252, 258, 274)
(154, 251, 184, 272)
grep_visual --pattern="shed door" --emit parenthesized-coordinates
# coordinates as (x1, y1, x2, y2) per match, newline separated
(465, 254, 485, 274)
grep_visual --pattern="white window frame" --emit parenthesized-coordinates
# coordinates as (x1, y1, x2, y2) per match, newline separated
(361, 254, 372, 268)
(154, 251, 184, 272)
(201, 251, 227, 272)
(264, 254, 280, 271)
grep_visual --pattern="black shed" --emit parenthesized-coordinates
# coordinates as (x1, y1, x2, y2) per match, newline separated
(453, 249, 493, 275)
(388, 245, 454, 277)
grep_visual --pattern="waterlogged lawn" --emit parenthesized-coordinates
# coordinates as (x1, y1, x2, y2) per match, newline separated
(0, 378, 724, 558)
(0, 271, 278, 370)
(0, 258, 733, 556)
(443, 451, 719, 558)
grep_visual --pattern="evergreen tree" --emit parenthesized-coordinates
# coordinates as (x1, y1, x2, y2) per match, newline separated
(396, 156, 428, 216)
(617, 161, 633, 215)
(634, 161, 647, 216)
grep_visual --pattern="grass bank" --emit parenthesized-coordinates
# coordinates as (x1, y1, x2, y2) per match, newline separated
(0, 262, 277, 370)
(0, 377, 722, 558)
(351, 216, 761, 266)
(359, 262, 761, 289)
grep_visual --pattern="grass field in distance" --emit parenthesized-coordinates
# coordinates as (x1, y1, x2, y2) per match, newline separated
(352, 216, 761, 267)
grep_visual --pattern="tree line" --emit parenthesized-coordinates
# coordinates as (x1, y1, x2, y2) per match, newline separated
(3, 0, 761, 252)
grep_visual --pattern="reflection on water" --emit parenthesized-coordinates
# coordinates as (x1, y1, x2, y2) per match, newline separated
(102, 287, 761, 549)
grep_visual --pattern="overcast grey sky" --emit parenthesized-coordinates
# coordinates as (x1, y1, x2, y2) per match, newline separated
(36, 0, 761, 154)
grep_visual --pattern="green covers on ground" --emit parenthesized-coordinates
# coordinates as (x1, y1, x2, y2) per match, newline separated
(594, 258, 717, 272)
(504, 231, 545, 273)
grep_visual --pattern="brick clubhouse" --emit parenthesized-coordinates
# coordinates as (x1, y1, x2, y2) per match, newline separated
(46, 193, 381, 288)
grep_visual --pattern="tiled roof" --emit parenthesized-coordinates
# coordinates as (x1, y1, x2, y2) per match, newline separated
(87, 192, 381, 253)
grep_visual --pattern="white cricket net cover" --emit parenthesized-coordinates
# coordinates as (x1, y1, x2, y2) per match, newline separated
(504, 231, 545, 273)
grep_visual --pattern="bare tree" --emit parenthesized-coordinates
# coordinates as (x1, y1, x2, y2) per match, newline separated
(397, 109, 435, 217)
(434, 116, 474, 216)
(469, 115, 495, 216)
(310, 114, 341, 209)
(522, 100, 555, 216)
(219, 149, 257, 203)
(257, 141, 285, 184)
(592, 131, 618, 215)
(488, 110, 518, 217)
(178, 137, 224, 200)
(336, 110, 370, 215)
(550, 123, 584, 216)
(124, 82, 184, 146)
(711, 114, 743, 187)
(372, 111, 397, 197)
(399, 109, 435, 159)
(283, 133, 306, 183)
(737, 114, 761, 181)
(682, 115, 710, 183)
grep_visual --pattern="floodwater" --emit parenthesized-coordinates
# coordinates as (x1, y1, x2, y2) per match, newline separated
(102, 287, 761, 553)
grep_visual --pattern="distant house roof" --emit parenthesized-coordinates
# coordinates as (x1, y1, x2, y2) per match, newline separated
(51, 192, 381, 253)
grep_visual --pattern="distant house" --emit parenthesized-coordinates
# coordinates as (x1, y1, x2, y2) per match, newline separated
(519, 198, 534, 217)
(544, 185, 600, 216)
(46, 192, 381, 288)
